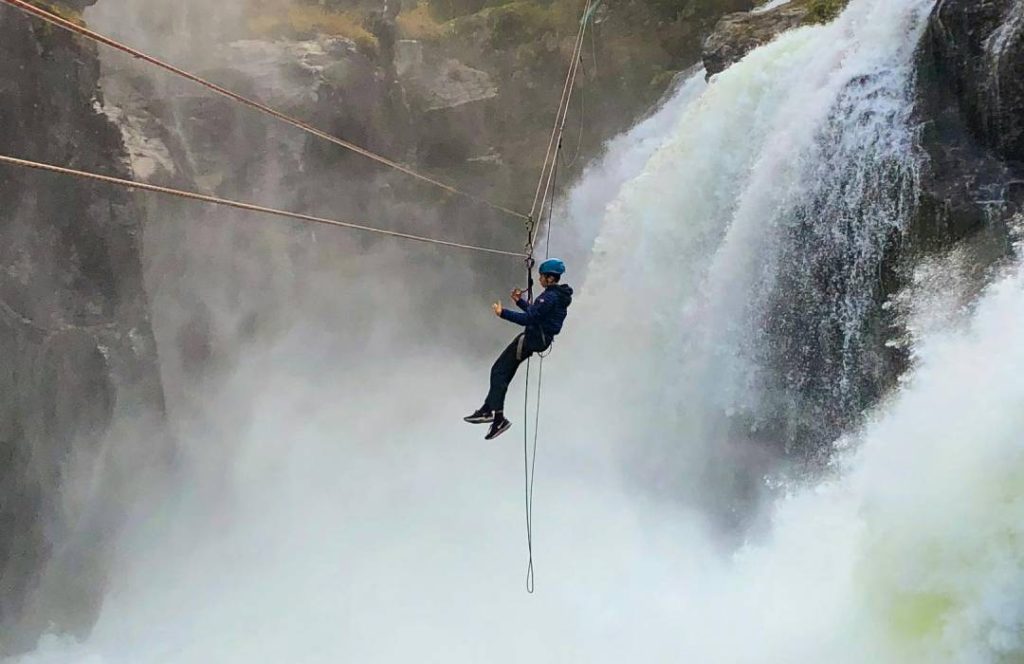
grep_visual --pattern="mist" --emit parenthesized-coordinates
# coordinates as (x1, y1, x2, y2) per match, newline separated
(8, 0, 1024, 661)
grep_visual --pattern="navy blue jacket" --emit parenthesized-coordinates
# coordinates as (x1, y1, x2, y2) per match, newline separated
(500, 284, 573, 346)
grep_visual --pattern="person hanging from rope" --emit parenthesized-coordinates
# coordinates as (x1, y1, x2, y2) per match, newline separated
(464, 258, 573, 440)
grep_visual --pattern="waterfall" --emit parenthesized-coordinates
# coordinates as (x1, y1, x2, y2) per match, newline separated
(548, 0, 933, 515)
(17, 0, 1024, 662)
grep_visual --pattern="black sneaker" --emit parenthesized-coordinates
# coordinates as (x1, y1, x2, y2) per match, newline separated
(485, 415, 512, 440)
(463, 407, 494, 424)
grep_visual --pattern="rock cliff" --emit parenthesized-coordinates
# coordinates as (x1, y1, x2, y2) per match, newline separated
(912, 0, 1024, 266)
(0, 0, 166, 652)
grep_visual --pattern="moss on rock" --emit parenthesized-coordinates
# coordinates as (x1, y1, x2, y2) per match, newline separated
(802, 0, 850, 25)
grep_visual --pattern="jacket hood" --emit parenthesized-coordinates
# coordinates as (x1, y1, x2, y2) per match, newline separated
(547, 283, 573, 305)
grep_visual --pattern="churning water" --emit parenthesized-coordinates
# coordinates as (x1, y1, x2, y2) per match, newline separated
(15, 0, 1024, 661)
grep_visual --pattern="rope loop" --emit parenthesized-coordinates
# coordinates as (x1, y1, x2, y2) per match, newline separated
(524, 215, 537, 256)
(524, 255, 536, 303)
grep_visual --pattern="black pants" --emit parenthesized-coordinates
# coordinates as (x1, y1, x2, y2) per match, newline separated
(484, 333, 548, 413)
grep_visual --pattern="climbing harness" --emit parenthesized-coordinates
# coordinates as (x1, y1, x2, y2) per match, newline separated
(0, 154, 526, 257)
(519, 0, 594, 594)
(0, 0, 529, 223)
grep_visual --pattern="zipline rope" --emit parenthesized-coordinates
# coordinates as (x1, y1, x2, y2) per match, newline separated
(520, 0, 593, 595)
(529, 6, 590, 251)
(1, 0, 530, 223)
(0, 153, 527, 258)
(527, 0, 593, 226)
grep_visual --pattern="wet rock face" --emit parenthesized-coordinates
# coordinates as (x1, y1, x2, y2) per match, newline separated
(912, 0, 1024, 264)
(58, 0, 99, 10)
(97, 31, 404, 391)
(702, 0, 856, 78)
(703, 2, 811, 77)
(0, 2, 165, 652)
(929, 0, 1024, 164)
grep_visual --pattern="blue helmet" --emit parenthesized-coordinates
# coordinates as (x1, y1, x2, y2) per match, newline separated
(538, 258, 566, 276)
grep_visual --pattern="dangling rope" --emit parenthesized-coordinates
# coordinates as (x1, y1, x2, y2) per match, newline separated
(520, 0, 593, 594)
(0, 0, 530, 222)
(566, 61, 587, 169)
(565, 101, 586, 169)
(520, 141, 562, 594)
(0, 153, 527, 257)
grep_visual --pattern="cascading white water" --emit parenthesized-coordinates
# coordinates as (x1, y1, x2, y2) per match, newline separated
(551, 0, 932, 503)
(13, 0, 1024, 661)
(753, 0, 792, 13)
(551, 66, 709, 279)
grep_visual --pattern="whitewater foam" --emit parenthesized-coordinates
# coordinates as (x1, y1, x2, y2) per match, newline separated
(18, 0, 1024, 662)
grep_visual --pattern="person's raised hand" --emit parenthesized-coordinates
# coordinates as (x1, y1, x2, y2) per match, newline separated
(510, 288, 523, 303)
(492, 301, 503, 316)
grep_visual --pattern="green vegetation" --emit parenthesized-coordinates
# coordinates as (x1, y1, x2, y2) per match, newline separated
(28, 0, 84, 23)
(803, 0, 850, 24)
(446, 0, 578, 46)
(396, 2, 445, 40)
(246, 3, 379, 52)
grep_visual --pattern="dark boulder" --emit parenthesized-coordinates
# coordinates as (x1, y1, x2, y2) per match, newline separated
(928, 0, 1024, 164)
(702, 0, 855, 78)
(703, 2, 811, 77)
(912, 0, 1024, 265)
